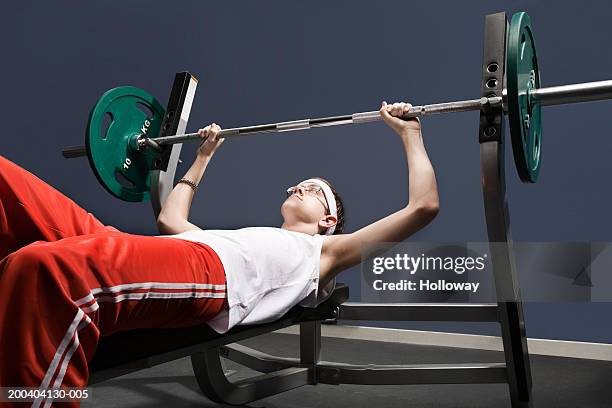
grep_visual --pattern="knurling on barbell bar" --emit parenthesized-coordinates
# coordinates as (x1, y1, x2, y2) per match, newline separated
(62, 12, 612, 202)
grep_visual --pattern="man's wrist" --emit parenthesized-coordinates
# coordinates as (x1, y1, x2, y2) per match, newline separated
(399, 129, 422, 140)
(195, 151, 213, 162)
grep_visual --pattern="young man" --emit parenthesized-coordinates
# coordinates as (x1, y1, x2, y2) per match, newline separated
(0, 101, 437, 406)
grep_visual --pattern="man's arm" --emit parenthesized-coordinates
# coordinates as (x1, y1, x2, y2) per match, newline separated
(157, 124, 224, 234)
(320, 102, 439, 284)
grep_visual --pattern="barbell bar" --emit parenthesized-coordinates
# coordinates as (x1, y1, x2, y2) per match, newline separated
(62, 97, 502, 160)
(61, 78, 612, 155)
(149, 80, 612, 141)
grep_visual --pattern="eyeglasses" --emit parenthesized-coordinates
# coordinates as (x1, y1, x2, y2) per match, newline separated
(286, 184, 323, 197)
(286, 184, 329, 213)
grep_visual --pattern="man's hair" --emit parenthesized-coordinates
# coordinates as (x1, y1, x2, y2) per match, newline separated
(314, 177, 345, 235)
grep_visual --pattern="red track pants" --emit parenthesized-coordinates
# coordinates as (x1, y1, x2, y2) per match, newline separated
(0, 155, 227, 407)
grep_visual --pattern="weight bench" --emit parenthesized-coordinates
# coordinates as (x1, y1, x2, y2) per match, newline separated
(82, 12, 534, 407)
(89, 283, 349, 404)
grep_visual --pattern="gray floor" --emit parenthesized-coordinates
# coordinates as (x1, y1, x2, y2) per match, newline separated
(82, 333, 612, 408)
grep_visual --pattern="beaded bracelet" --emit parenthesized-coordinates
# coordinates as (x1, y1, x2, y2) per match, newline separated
(177, 178, 198, 193)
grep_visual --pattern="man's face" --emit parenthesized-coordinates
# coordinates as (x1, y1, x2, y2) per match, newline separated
(281, 181, 329, 226)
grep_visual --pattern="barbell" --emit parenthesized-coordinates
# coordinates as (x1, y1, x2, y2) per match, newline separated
(62, 12, 612, 202)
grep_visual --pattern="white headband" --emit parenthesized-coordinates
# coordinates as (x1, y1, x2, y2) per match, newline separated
(301, 178, 337, 235)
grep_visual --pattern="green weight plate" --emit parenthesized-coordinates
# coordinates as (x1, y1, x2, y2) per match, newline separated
(86, 86, 165, 202)
(507, 12, 542, 183)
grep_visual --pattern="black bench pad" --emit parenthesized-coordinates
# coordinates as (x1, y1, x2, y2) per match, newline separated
(89, 283, 348, 373)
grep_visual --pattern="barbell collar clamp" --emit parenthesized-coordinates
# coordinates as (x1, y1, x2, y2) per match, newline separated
(136, 135, 163, 152)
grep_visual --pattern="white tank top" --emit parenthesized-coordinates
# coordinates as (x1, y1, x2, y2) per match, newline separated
(157, 227, 336, 333)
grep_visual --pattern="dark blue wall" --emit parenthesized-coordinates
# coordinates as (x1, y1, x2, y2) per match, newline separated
(3, 0, 612, 342)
